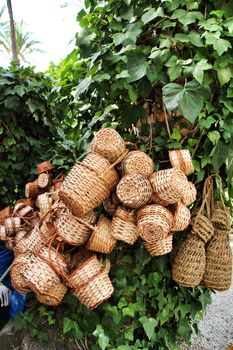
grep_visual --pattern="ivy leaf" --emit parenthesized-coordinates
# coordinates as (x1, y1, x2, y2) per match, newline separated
(163, 80, 211, 123)
(210, 140, 228, 172)
(139, 316, 158, 340)
(128, 85, 138, 102)
(208, 130, 220, 145)
(216, 66, 233, 86)
(193, 59, 212, 84)
(199, 116, 216, 129)
(93, 325, 109, 350)
(204, 31, 232, 56)
(141, 7, 164, 24)
(127, 50, 148, 82)
(177, 319, 192, 337)
(63, 317, 73, 334)
(72, 77, 92, 99)
(172, 10, 203, 26)
(224, 17, 233, 33)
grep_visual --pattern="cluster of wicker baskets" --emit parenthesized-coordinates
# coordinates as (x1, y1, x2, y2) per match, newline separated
(4, 127, 227, 310)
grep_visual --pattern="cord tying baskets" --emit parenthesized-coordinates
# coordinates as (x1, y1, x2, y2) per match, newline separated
(116, 174, 152, 209)
(86, 215, 116, 254)
(143, 235, 173, 256)
(137, 204, 173, 242)
(91, 128, 126, 163)
(169, 149, 194, 175)
(121, 150, 154, 177)
(112, 207, 138, 245)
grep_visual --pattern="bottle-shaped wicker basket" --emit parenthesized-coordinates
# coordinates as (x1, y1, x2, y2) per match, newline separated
(112, 207, 138, 245)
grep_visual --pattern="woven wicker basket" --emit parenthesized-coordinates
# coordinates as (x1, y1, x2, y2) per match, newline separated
(4, 217, 21, 235)
(68, 255, 113, 309)
(169, 149, 194, 175)
(137, 204, 173, 242)
(10, 254, 31, 293)
(91, 128, 126, 164)
(211, 207, 231, 231)
(0, 206, 10, 225)
(0, 225, 6, 240)
(37, 161, 53, 174)
(23, 255, 61, 294)
(59, 162, 110, 217)
(103, 192, 119, 216)
(16, 205, 34, 218)
(181, 181, 197, 206)
(143, 235, 173, 256)
(171, 202, 191, 232)
(53, 174, 64, 190)
(37, 173, 50, 189)
(86, 215, 116, 253)
(112, 207, 138, 245)
(172, 233, 206, 287)
(121, 150, 154, 177)
(191, 215, 214, 243)
(14, 230, 27, 244)
(82, 152, 119, 191)
(57, 211, 96, 246)
(40, 221, 57, 242)
(151, 192, 170, 206)
(36, 281, 68, 306)
(37, 193, 52, 219)
(14, 224, 44, 256)
(202, 229, 232, 291)
(150, 168, 188, 205)
(116, 174, 152, 209)
(38, 246, 69, 278)
(25, 180, 40, 199)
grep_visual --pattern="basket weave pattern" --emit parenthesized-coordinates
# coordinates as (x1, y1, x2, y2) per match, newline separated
(121, 151, 154, 177)
(171, 202, 191, 232)
(143, 235, 173, 256)
(112, 207, 138, 245)
(181, 181, 197, 206)
(169, 150, 194, 175)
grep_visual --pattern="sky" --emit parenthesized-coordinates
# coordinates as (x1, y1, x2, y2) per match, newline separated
(0, 0, 83, 71)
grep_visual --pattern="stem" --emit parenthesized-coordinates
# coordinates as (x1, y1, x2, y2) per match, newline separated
(163, 103, 171, 138)
(6, 0, 19, 64)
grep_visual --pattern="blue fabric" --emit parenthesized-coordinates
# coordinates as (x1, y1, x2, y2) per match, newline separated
(9, 291, 27, 318)
(0, 242, 14, 289)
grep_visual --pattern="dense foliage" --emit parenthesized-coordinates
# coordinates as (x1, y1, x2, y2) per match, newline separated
(2, 0, 233, 349)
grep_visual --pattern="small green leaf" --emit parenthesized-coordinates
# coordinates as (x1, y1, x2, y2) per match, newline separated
(139, 316, 158, 340)
(116, 70, 129, 79)
(193, 59, 212, 84)
(177, 319, 192, 337)
(63, 317, 73, 334)
(128, 85, 137, 102)
(93, 325, 109, 350)
(204, 31, 232, 56)
(141, 7, 164, 24)
(127, 50, 148, 82)
(72, 77, 92, 99)
(216, 66, 233, 86)
(208, 130, 220, 144)
(210, 140, 228, 172)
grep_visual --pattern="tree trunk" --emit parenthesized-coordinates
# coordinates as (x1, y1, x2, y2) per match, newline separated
(6, 0, 19, 63)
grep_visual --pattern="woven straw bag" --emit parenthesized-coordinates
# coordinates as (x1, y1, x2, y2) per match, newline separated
(86, 215, 116, 254)
(0, 206, 10, 225)
(191, 215, 214, 243)
(143, 235, 173, 256)
(169, 149, 194, 175)
(39, 222, 56, 242)
(181, 181, 197, 206)
(25, 180, 41, 199)
(37, 161, 53, 174)
(112, 207, 138, 245)
(11, 254, 31, 293)
(36, 281, 68, 306)
(137, 204, 173, 242)
(56, 211, 96, 246)
(59, 162, 110, 217)
(172, 233, 206, 287)
(202, 229, 232, 291)
(91, 128, 126, 163)
(150, 168, 188, 205)
(37, 193, 52, 219)
(68, 255, 114, 309)
(0, 225, 6, 240)
(211, 206, 231, 230)
(121, 150, 154, 177)
(37, 173, 50, 189)
(14, 224, 44, 256)
(103, 192, 119, 216)
(4, 217, 21, 235)
(82, 152, 119, 191)
(171, 202, 191, 232)
(116, 174, 152, 209)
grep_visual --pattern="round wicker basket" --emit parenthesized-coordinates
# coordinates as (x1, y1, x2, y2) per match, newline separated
(171, 202, 191, 232)
(112, 207, 138, 245)
(37, 161, 53, 174)
(137, 204, 173, 242)
(10, 254, 31, 293)
(181, 181, 197, 206)
(56, 211, 96, 246)
(4, 217, 21, 235)
(37, 173, 50, 189)
(121, 150, 154, 177)
(143, 235, 173, 256)
(36, 281, 68, 306)
(172, 233, 206, 288)
(82, 152, 119, 191)
(38, 246, 69, 278)
(14, 224, 44, 256)
(116, 174, 152, 209)
(169, 149, 194, 175)
(202, 229, 232, 291)
(59, 162, 110, 217)
(150, 168, 188, 205)
(91, 128, 125, 164)
(86, 215, 116, 254)
(25, 180, 40, 199)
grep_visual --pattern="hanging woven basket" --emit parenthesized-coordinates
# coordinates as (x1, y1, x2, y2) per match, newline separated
(59, 162, 110, 217)
(86, 215, 116, 254)
(121, 150, 154, 177)
(91, 128, 126, 164)
(4, 217, 21, 235)
(143, 235, 173, 256)
(181, 181, 197, 206)
(202, 229, 232, 291)
(112, 207, 138, 245)
(191, 215, 214, 243)
(36, 281, 68, 306)
(172, 233, 206, 288)
(116, 174, 152, 209)
(171, 202, 191, 232)
(56, 211, 96, 246)
(169, 149, 194, 175)
(37, 161, 54, 175)
(150, 168, 188, 205)
(211, 207, 231, 231)
(137, 204, 173, 242)
(82, 152, 119, 191)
